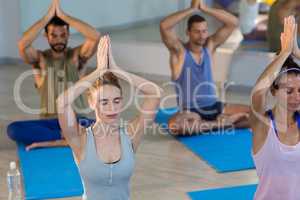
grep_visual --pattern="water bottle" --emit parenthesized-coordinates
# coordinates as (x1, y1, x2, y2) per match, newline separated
(7, 162, 23, 200)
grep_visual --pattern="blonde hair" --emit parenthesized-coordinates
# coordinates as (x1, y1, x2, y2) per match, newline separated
(88, 72, 122, 98)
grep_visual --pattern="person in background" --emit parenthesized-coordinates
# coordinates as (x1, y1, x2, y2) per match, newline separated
(160, 0, 250, 135)
(7, 0, 100, 150)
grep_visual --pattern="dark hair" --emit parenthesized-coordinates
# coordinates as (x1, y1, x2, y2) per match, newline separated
(272, 56, 300, 90)
(187, 15, 206, 31)
(45, 16, 69, 33)
(90, 72, 122, 95)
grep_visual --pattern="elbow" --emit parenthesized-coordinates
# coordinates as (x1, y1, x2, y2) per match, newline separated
(250, 87, 266, 103)
(56, 102, 63, 113)
(230, 18, 239, 29)
(157, 87, 163, 98)
(153, 84, 163, 98)
(94, 31, 101, 42)
(145, 86, 163, 101)
(18, 40, 26, 52)
(159, 21, 168, 32)
(233, 20, 239, 28)
(225, 14, 239, 29)
(153, 87, 163, 102)
(150, 92, 162, 109)
(295, 49, 300, 60)
(155, 92, 162, 107)
(56, 92, 74, 113)
(56, 96, 66, 112)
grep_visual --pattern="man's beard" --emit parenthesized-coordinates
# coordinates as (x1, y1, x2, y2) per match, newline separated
(50, 43, 67, 53)
(195, 39, 207, 46)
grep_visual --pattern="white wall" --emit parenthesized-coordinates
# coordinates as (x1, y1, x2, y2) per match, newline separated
(20, 0, 181, 33)
(228, 51, 275, 86)
(2, 0, 275, 88)
(0, 0, 20, 58)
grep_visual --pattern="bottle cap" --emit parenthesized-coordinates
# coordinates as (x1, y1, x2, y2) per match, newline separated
(10, 161, 16, 170)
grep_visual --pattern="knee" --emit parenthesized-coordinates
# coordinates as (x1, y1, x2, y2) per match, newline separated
(7, 121, 23, 141)
(168, 116, 199, 136)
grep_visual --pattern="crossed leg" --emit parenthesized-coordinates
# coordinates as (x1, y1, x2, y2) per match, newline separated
(223, 103, 250, 128)
(168, 104, 250, 136)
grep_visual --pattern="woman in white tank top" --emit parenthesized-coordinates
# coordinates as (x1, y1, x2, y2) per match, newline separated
(56, 36, 162, 200)
(250, 16, 300, 200)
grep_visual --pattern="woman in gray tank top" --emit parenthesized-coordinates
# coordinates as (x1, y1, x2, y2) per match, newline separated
(56, 36, 162, 200)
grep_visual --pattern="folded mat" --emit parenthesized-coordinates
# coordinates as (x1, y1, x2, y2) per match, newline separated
(188, 184, 257, 200)
(155, 107, 255, 173)
(18, 143, 83, 199)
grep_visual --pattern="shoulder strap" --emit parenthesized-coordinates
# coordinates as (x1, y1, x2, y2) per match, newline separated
(267, 110, 278, 137)
(294, 111, 300, 130)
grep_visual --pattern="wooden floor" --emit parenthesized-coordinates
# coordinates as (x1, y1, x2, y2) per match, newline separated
(0, 63, 258, 200)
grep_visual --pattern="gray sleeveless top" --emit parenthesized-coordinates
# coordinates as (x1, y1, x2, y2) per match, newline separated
(78, 126, 135, 200)
(38, 48, 88, 118)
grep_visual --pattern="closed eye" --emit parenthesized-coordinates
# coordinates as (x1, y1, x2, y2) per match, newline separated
(113, 97, 122, 104)
(286, 88, 293, 94)
(99, 99, 108, 105)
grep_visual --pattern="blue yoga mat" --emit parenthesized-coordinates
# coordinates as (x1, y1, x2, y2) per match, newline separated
(18, 144, 83, 200)
(188, 184, 257, 200)
(155, 108, 255, 173)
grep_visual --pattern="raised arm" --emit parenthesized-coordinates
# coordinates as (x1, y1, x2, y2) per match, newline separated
(250, 16, 295, 154)
(200, 0, 238, 53)
(18, 0, 57, 64)
(56, 36, 108, 158)
(278, 0, 299, 24)
(107, 39, 162, 152)
(250, 16, 295, 126)
(160, 0, 200, 54)
(160, 0, 200, 79)
(56, 0, 100, 64)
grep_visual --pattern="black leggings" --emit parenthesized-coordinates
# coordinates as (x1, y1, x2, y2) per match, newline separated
(189, 101, 224, 121)
(7, 117, 94, 145)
